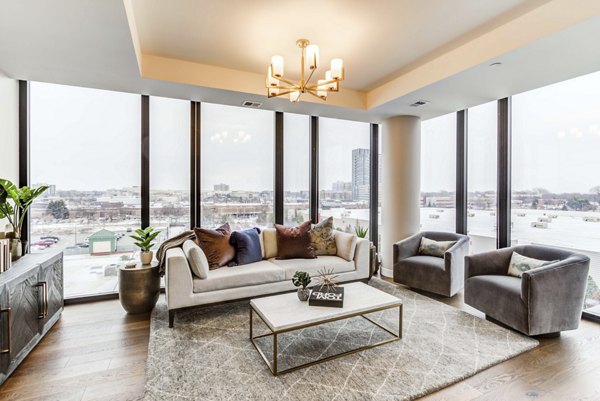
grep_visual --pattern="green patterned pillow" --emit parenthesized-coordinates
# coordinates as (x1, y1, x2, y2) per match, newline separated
(507, 252, 558, 278)
(311, 216, 337, 256)
(418, 237, 456, 258)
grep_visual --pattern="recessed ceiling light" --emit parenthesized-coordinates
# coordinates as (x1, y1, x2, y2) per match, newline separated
(489, 62, 502, 68)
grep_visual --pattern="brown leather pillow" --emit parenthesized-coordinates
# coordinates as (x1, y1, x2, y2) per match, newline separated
(193, 223, 235, 269)
(275, 220, 316, 260)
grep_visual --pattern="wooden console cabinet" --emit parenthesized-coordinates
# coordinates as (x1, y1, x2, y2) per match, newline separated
(0, 251, 63, 385)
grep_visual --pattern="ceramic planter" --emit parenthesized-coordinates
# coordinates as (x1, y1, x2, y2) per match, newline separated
(140, 250, 153, 265)
(297, 288, 310, 301)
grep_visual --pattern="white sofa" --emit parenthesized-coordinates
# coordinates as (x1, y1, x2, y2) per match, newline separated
(165, 228, 370, 327)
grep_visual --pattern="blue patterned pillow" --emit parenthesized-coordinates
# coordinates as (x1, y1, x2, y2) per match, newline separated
(230, 228, 262, 265)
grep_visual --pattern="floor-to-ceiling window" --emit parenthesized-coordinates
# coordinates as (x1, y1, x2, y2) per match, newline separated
(318, 117, 370, 234)
(200, 103, 274, 230)
(283, 113, 310, 225)
(149, 96, 191, 245)
(467, 101, 497, 252)
(420, 112, 456, 232)
(30, 82, 140, 298)
(511, 71, 600, 313)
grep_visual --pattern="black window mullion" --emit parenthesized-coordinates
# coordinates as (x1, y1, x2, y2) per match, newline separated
(497, 97, 512, 248)
(274, 112, 284, 225)
(456, 109, 468, 235)
(309, 116, 319, 223)
(141, 95, 150, 229)
(190, 101, 197, 229)
(369, 123, 379, 249)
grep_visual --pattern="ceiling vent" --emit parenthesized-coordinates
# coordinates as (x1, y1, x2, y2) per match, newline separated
(242, 100, 262, 108)
(410, 100, 430, 107)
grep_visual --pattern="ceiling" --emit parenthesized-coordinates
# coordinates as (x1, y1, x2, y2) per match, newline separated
(0, 0, 599, 123)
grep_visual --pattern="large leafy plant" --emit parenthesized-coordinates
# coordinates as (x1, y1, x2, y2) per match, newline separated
(0, 179, 48, 239)
(130, 227, 161, 252)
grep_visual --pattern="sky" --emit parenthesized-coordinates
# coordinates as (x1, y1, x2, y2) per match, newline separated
(421, 70, 600, 194)
(30, 70, 600, 194)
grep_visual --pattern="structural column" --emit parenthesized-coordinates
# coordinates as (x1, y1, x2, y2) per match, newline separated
(380, 116, 421, 278)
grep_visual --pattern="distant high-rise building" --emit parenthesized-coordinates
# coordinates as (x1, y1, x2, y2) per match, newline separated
(214, 183, 230, 192)
(352, 148, 370, 201)
(332, 181, 352, 192)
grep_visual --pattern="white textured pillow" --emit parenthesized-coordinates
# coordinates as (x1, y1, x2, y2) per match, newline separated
(507, 252, 558, 278)
(418, 237, 456, 258)
(182, 240, 209, 279)
(262, 228, 278, 259)
(335, 231, 358, 262)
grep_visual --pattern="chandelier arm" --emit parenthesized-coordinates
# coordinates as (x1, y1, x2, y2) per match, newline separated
(305, 78, 339, 90)
(306, 89, 326, 101)
(303, 68, 316, 88)
(269, 74, 298, 88)
(268, 89, 296, 98)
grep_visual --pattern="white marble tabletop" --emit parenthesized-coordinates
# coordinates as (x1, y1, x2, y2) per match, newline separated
(250, 282, 402, 332)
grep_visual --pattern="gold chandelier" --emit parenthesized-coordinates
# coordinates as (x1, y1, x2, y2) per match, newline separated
(266, 39, 344, 102)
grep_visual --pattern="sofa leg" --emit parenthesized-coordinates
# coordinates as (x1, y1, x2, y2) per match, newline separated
(535, 332, 561, 339)
(169, 310, 175, 328)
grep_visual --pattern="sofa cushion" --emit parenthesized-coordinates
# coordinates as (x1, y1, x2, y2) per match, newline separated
(192, 260, 285, 293)
(261, 228, 278, 259)
(230, 228, 262, 265)
(418, 237, 456, 258)
(275, 221, 315, 259)
(194, 223, 235, 269)
(182, 240, 209, 279)
(334, 231, 357, 261)
(271, 255, 355, 280)
(507, 251, 558, 278)
(311, 217, 337, 256)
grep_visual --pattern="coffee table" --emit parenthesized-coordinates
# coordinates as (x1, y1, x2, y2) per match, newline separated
(249, 282, 402, 376)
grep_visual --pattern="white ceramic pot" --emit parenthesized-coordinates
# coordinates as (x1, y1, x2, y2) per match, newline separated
(140, 251, 153, 265)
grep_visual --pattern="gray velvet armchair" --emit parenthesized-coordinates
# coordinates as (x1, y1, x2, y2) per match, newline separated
(464, 245, 590, 336)
(393, 231, 470, 297)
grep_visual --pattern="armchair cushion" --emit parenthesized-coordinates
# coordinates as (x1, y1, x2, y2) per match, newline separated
(418, 237, 456, 258)
(507, 251, 558, 278)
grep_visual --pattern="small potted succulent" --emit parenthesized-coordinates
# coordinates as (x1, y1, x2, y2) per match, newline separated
(130, 227, 161, 265)
(292, 271, 311, 301)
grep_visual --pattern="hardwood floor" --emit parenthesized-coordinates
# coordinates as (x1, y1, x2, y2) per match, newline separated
(1, 284, 599, 401)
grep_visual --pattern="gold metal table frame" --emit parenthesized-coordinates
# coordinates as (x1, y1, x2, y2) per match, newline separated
(249, 302, 402, 376)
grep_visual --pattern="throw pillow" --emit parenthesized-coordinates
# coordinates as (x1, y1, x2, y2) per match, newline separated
(507, 252, 559, 278)
(182, 239, 209, 279)
(335, 230, 358, 261)
(275, 220, 315, 260)
(418, 237, 456, 258)
(230, 228, 262, 265)
(193, 223, 235, 269)
(311, 216, 337, 256)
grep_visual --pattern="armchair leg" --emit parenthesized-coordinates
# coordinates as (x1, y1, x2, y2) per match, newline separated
(169, 310, 175, 328)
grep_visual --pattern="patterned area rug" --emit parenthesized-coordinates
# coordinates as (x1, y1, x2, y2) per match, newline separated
(142, 278, 538, 401)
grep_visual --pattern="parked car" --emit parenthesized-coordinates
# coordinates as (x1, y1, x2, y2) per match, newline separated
(40, 236, 60, 242)
(32, 240, 54, 247)
(76, 242, 90, 248)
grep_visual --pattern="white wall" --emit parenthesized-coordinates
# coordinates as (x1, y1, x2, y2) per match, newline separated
(0, 70, 19, 232)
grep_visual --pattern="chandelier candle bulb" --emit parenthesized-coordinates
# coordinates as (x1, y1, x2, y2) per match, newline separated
(306, 44, 319, 69)
(290, 91, 301, 102)
(268, 87, 279, 96)
(317, 79, 327, 99)
(325, 70, 337, 90)
(271, 55, 284, 77)
(331, 58, 344, 80)
(266, 66, 279, 87)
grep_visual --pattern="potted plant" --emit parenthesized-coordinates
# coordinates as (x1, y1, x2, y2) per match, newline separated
(130, 227, 161, 265)
(292, 271, 311, 301)
(355, 223, 379, 277)
(0, 179, 48, 260)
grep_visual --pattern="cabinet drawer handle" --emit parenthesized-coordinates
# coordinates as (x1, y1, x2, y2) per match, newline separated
(41, 281, 48, 317)
(0, 308, 10, 354)
(34, 283, 45, 319)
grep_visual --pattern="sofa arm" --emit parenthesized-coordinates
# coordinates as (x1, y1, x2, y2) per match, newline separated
(465, 247, 514, 279)
(353, 237, 370, 279)
(393, 233, 422, 263)
(165, 247, 194, 310)
(444, 236, 469, 273)
(521, 255, 590, 334)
